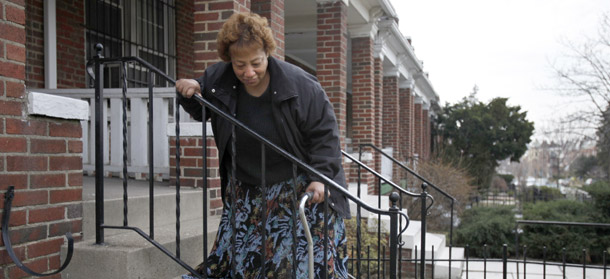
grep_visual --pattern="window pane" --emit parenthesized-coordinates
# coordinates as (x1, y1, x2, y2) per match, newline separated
(85, 0, 176, 88)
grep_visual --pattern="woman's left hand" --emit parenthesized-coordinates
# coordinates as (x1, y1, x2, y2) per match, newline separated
(305, 181, 328, 204)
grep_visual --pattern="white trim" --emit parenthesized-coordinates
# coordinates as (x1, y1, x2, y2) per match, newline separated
(349, 22, 378, 39)
(383, 66, 399, 77)
(167, 122, 214, 137)
(316, 0, 349, 6)
(399, 78, 414, 90)
(44, 0, 57, 89)
(28, 92, 89, 120)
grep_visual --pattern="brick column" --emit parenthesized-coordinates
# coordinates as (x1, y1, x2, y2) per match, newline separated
(406, 89, 414, 162)
(25, 0, 44, 88)
(422, 108, 430, 160)
(176, 0, 195, 79)
(251, 0, 284, 59)
(382, 74, 400, 181)
(373, 57, 383, 178)
(168, 128, 223, 216)
(25, 0, 85, 88)
(414, 100, 423, 159)
(316, 0, 347, 146)
(382, 75, 399, 153)
(56, 0, 85, 88)
(1, 3, 84, 277)
(193, 0, 250, 74)
(399, 87, 410, 163)
(350, 36, 375, 186)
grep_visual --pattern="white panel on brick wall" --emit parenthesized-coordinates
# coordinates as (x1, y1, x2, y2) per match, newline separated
(28, 92, 89, 120)
(167, 122, 213, 137)
(381, 147, 393, 180)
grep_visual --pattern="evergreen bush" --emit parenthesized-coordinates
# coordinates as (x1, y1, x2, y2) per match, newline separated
(454, 206, 516, 258)
(521, 199, 610, 263)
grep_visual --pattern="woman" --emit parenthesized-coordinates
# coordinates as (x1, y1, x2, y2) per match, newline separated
(177, 12, 350, 279)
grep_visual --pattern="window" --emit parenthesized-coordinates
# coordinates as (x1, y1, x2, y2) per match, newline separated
(85, 0, 176, 88)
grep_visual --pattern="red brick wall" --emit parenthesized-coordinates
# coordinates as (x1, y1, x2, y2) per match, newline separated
(25, 0, 85, 89)
(399, 88, 410, 163)
(350, 36, 375, 186)
(422, 109, 430, 160)
(1, 118, 84, 279)
(414, 102, 423, 158)
(56, 0, 85, 88)
(382, 76, 399, 152)
(316, 0, 347, 146)
(373, 57, 383, 182)
(382, 75, 401, 181)
(251, 0, 284, 60)
(169, 136, 223, 216)
(176, 0, 195, 79)
(408, 92, 414, 162)
(193, 0, 250, 75)
(25, 0, 44, 89)
(1, 3, 84, 277)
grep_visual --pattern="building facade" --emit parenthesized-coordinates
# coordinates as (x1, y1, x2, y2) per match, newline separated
(1, 0, 439, 276)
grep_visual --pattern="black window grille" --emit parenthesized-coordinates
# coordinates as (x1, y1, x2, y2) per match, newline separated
(85, 0, 176, 88)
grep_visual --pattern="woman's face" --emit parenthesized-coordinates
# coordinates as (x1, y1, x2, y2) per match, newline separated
(230, 45, 269, 93)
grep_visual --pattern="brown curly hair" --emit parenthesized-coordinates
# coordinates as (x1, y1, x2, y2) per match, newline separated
(217, 13, 277, 62)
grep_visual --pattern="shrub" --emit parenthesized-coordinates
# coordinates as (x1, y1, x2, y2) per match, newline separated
(583, 180, 610, 221)
(521, 199, 610, 263)
(344, 217, 388, 276)
(520, 186, 563, 203)
(402, 158, 475, 232)
(454, 206, 516, 258)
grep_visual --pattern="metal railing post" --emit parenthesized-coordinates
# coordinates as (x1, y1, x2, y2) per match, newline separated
(449, 200, 454, 279)
(420, 184, 428, 279)
(94, 43, 105, 245)
(389, 192, 400, 279)
(503, 244, 508, 279)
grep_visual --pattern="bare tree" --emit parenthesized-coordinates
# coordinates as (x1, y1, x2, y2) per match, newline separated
(540, 122, 593, 183)
(550, 13, 610, 131)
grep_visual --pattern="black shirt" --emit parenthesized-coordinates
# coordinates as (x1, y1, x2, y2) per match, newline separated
(227, 84, 294, 186)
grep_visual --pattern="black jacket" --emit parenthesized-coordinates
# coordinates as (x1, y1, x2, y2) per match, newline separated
(178, 56, 350, 218)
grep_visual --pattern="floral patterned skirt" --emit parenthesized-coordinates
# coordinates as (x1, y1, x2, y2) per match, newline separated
(183, 174, 348, 279)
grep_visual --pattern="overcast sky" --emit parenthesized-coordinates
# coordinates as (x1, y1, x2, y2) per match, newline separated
(389, 0, 609, 139)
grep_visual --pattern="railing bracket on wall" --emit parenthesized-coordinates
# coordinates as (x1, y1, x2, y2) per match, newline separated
(1, 186, 75, 276)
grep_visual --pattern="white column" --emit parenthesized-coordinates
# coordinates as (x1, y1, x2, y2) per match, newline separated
(130, 98, 148, 167)
(81, 120, 89, 164)
(44, 0, 57, 89)
(110, 99, 124, 172)
(152, 97, 169, 168)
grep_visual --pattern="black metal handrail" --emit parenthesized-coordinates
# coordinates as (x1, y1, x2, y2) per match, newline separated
(87, 44, 408, 279)
(358, 143, 456, 279)
(1, 186, 75, 276)
(341, 150, 424, 278)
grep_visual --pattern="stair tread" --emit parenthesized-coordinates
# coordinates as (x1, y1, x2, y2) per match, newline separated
(77, 215, 221, 249)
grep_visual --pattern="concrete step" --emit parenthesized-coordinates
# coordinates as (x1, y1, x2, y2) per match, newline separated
(348, 183, 392, 215)
(82, 176, 207, 240)
(402, 220, 422, 249)
(364, 209, 409, 234)
(62, 216, 220, 279)
(421, 233, 446, 260)
(66, 176, 221, 279)
(433, 247, 464, 279)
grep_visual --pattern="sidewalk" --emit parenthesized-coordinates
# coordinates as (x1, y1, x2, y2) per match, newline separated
(462, 260, 607, 279)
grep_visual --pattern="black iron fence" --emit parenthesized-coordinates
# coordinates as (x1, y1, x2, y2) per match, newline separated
(5, 47, 606, 278)
(359, 144, 457, 279)
(85, 45, 412, 278)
